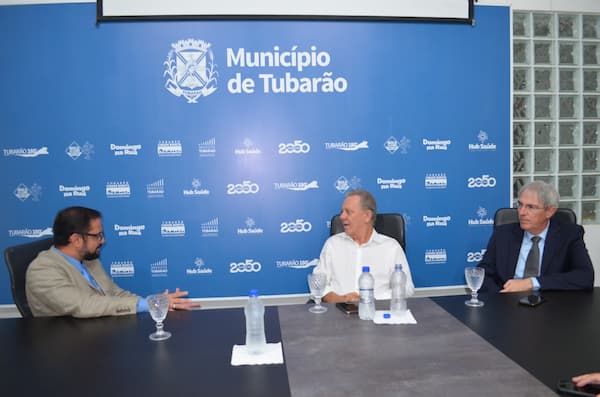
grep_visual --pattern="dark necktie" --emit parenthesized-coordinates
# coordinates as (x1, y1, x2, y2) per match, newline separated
(523, 236, 541, 278)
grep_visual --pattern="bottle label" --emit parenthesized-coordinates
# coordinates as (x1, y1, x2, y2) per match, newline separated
(359, 288, 374, 304)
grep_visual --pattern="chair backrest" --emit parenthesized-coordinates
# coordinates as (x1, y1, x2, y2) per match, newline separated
(493, 207, 577, 228)
(3, 237, 53, 318)
(330, 213, 406, 251)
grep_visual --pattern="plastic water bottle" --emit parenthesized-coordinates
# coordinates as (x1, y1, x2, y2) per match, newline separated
(390, 264, 407, 316)
(244, 289, 266, 354)
(358, 266, 375, 320)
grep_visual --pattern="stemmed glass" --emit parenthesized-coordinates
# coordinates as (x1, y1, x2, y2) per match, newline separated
(464, 267, 485, 307)
(148, 294, 172, 341)
(308, 273, 328, 313)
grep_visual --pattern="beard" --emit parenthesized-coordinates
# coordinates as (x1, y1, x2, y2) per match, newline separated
(83, 248, 101, 261)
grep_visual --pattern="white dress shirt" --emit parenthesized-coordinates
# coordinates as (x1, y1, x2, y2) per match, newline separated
(314, 229, 415, 300)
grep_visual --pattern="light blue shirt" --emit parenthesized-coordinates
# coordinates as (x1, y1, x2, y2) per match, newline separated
(52, 246, 148, 312)
(513, 222, 550, 290)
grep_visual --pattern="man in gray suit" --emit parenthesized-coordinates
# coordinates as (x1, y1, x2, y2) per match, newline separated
(26, 206, 200, 317)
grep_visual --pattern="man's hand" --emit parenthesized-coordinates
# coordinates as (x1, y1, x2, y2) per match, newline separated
(323, 291, 359, 303)
(164, 288, 201, 311)
(500, 278, 533, 293)
(573, 373, 600, 397)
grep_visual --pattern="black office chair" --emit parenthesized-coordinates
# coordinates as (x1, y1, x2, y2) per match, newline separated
(493, 207, 577, 228)
(3, 237, 53, 318)
(330, 213, 406, 251)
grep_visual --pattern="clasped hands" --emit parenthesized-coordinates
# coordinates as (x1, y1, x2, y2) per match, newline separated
(500, 278, 534, 293)
(163, 288, 201, 311)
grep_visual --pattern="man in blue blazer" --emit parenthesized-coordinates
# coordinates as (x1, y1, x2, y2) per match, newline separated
(478, 181, 594, 293)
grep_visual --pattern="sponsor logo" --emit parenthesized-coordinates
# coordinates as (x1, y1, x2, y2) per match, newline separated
(110, 143, 141, 156)
(276, 258, 318, 269)
(147, 179, 165, 198)
(423, 215, 451, 227)
(467, 174, 497, 188)
(425, 173, 447, 189)
(324, 140, 368, 151)
(468, 207, 494, 226)
(273, 180, 319, 191)
(3, 147, 49, 158)
(234, 138, 262, 155)
(377, 177, 406, 190)
(278, 140, 311, 154)
(110, 261, 135, 277)
(230, 259, 262, 273)
(14, 183, 42, 202)
(150, 258, 169, 277)
(114, 224, 145, 237)
(59, 184, 90, 198)
(201, 217, 219, 237)
(423, 138, 451, 151)
(280, 219, 312, 233)
(467, 249, 487, 263)
(384, 136, 410, 154)
(183, 178, 210, 196)
(469, 130, 497, 151)
(8, 227, 53, 238)
(164, 38, 217, 103)
(186, 257, 214, 275)
(65, 141, 94, 160)
(198, 137, 216, 157)
(157, 140, 182, 157)
(425, 249, 447, 264)
(161, 221, 185, 237)
(106, 181, 131, 199)
(334, 176, 361, 194)
(227, 180, 260, 195)
(237, 217, 264, 235)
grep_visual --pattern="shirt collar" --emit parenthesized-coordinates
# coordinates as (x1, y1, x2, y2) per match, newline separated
(524, 220, 550, 241)
(53, 246, 86, 270)
(342, 228, 383, 246)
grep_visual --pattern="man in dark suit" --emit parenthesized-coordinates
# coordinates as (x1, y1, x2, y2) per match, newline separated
(478, 181, 594, 293)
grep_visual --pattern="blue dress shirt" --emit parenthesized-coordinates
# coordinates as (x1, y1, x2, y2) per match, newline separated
(513, 223, 550, 290)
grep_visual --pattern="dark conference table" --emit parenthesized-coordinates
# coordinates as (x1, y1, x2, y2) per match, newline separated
(1, 289, 598, 396)
(433, 288, 600, 393)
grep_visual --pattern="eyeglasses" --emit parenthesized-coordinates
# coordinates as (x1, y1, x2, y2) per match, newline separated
(516, 201, 545, 211)
(81, 231, 105, 241)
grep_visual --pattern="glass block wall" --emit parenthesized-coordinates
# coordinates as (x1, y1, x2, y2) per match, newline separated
(513, 12, 600, 223)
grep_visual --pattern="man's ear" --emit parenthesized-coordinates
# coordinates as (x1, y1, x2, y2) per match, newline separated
(545, 206, 558, 219)
(365, 210, 374, 225)
(68, 233, 81, 246)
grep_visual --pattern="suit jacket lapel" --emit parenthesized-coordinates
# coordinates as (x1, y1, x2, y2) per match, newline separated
(509, 224, 524, 276)
(52, 250, 103, 295)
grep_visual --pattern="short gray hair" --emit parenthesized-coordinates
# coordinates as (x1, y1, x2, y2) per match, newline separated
(519, 180, 560, 207)
(346, 189, 377, 226)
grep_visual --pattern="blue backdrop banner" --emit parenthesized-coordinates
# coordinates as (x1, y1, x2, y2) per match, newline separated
(0, 3, 510, 304)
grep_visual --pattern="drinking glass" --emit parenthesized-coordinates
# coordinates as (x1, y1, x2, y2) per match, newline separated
(308, 273, 328, 313)
(148, 294, 172, 341)
(464, 267, 485, 307)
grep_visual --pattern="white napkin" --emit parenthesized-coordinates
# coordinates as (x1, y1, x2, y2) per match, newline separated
(372, 309, 417, 324)
(231, 342, 284, 366)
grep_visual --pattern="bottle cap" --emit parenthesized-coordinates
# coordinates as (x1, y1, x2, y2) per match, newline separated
(383, 313, 391, 319)
(248, 289, 259, 297)
(362, 266, 370, 272)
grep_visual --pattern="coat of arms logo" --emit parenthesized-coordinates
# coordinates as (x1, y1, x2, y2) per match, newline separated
(164, 39, 218, 103)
